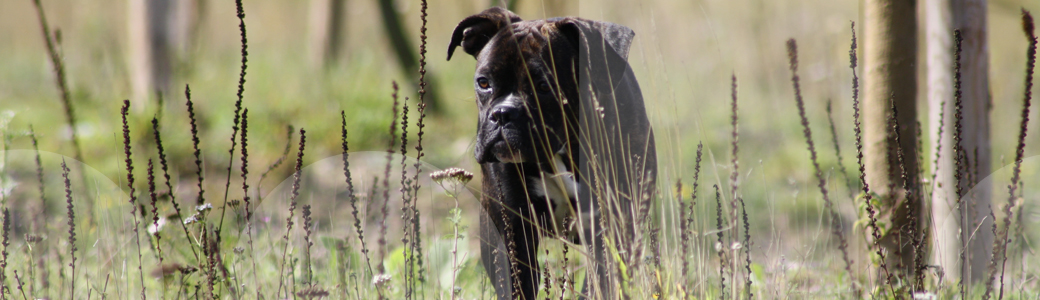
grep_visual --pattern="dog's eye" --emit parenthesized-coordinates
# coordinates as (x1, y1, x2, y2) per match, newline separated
(476, 77, 491, 90)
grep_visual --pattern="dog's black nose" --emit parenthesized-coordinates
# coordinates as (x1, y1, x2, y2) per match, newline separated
(489, 105, 522, 125)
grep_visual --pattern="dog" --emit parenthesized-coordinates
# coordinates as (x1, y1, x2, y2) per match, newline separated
(448, 7, 656, 299)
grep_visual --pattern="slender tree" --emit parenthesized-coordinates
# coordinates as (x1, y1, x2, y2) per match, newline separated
(864, 0, 924, 280)
(925, 0, 992, 288)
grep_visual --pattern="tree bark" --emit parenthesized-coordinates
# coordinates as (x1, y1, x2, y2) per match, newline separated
(376, 0, 443, 113)
(308, 0, 346, 68)
(864, 0, 923, 278)
(128, 0, 201, 111)
(924, 0, 992, 288)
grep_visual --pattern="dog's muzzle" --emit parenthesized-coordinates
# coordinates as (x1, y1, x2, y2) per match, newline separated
(476, 99, 527, 164)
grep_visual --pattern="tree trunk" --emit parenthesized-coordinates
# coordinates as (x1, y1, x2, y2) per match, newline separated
(864, 0, 923, 279)
(128, 0, 201, 111)
(376, 0, 443, 113)
(924, 0, 992, 288)
(308, 0, 346, 68)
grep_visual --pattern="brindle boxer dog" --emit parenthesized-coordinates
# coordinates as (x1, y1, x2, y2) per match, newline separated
(447, 7, 656, 299)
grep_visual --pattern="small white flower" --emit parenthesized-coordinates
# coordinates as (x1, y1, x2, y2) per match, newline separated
(430, 167, 474, 184)
(372, 273, 391, 287)
(196, 203, 213, 212)
(731, 242, 743, 250)
(147, 218, 167, 235)
(183, 214, 199, 225)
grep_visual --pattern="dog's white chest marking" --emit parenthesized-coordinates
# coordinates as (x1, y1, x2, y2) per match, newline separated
(530, 156, 578, 205)
(529, 155, 590, 239)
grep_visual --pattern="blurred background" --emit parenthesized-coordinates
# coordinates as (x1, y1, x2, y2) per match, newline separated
(2, 0, 1040, 296)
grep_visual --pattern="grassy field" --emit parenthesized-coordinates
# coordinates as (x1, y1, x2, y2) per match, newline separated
(1, 0, 1040, 299)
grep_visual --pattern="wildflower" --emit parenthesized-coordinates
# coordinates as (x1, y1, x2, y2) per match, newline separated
(183, 214, 199, 225)
(430, 167, 474, 184)
(372, 273, 391, 287)
(431, 167, 474, 198)
(147, 218, 167, 235)
(196, 203, 213, 212)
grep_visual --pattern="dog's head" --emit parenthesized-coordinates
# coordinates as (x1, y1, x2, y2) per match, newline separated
(447, 7, 636, 167)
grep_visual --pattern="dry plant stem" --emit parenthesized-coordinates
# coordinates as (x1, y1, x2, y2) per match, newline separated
(888, 102, 927, 290)
(238, 109, 261, 294)
(413, 0, 429, 182)
(240, 109, 251, 222)
(341, 111, 374, 275)
(559, 243, 570, 299)
(787, 39, 856, 293)
(951, 30, 970, 299)
(259, 125, 294, 192)
(740, 197, 752, 299)
(915, 121, 925, 189)
(31, 0, 83, 167)
(185, 85, 205, 208)
(302, 205, 314, 285)
(728, 74, 742, 299)
(0, 215, 4, 297)
(121, 100, 147, 299)
(151, 117, 198, 259)
(277, 128, 306, 298)
(987, 10, 1035, 300)
(405, 5, 435, 287)
(541, 247, 552, 299)
(414, 0, 429, 190)
(146, 160, 163, 266)
(729, 74, 741, 231)
(408, 1, 431, 287)
(231, 110, 253, 293)
(203, 226, 217, 297)
(489, 179, 516, 299)
(218, 0, 250, 233)
(449, 199, 462, 300)
(689, 142, 703, 239)
(714, 184, 727, 299)
(409, 0, 432, 283)
(397, 101, 413, 299)
(677, 180, 688, 282)
(28, 126, 47, 296)
(826, 99, 855, 195)
(13, 270, 26, 300)
(929, 100, 947, 202)
(683, 142, 703, 299)
(378, 82, 401, 275)
(30, 126, 47, 221)
(1, 208, 11, 298)
(850, 21, 894, 291)
(649, 225, 661, 269)
(145, 160, 172, 298)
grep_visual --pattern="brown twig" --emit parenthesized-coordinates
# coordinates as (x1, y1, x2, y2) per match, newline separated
(121, 100, 147, 299)
(787, 39, 856, 294)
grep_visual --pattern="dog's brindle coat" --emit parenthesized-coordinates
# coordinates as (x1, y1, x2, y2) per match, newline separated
(448, 7, 656, 299)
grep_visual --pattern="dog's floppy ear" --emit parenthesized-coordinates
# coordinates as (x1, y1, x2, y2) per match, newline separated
(556, 18, 635, 91)
(447, 7, 522, 60)
(556, 18, 635, 61)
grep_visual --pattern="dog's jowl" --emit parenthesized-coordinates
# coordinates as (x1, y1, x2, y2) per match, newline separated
(448, 7, 656, 300)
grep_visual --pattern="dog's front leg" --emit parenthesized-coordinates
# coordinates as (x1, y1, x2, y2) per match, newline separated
(480, 203, 541, 300)
(480, 164, 542, 300)
(574, 196, 618, 300)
